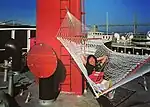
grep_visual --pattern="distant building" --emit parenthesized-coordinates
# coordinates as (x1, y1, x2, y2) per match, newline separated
(87, 25, 113, 42)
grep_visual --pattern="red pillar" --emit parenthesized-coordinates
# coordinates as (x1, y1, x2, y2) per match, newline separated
(36, 0, 84, 95)
(71, 0, 81, 20)
(36, 0, 61, 56)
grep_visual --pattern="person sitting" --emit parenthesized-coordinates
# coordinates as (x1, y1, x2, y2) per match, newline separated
(81, 54, 110, 90)
(81, 54, 115, 99)
(81, 54, 108, 75)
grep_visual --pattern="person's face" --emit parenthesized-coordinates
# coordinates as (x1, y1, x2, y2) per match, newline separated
(89, 57, 96, 66)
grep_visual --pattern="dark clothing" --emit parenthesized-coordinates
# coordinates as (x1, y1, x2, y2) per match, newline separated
(85, 63, 102, 76)
(85, 63, 95, 75)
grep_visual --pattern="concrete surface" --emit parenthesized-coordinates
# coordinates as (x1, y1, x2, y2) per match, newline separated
(1, 68, 150, 107)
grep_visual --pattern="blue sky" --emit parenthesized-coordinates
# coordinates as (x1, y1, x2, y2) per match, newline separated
(85, 0, 150, 24)
(0, 0, 150, 32)
(0, 0, 36, 25)
(85, 0, 150, 32)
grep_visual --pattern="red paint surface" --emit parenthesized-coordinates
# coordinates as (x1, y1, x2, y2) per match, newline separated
(36, 0, 84, 95)
(70, 0, 81, 20)
(30, 37, 36, 48)
(27, 43, 57, 78)
(36, 0, 61, 56)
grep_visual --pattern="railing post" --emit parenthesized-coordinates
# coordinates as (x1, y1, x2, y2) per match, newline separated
(27, 30, 31, 52)
(11, 30, 15, 39)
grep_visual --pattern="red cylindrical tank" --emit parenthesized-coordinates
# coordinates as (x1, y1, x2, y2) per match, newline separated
(27, 43, 58, 78)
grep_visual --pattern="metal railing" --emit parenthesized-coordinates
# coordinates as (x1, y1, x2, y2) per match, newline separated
(0, 28, 36, 52)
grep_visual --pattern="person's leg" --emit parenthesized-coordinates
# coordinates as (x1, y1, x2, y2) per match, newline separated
(88, 83, 114, 107)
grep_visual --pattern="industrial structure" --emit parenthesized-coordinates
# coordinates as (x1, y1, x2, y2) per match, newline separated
(32, 0, 85, 97)
(0, 0, 150, 107)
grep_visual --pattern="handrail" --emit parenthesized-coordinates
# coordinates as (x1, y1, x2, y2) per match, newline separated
(0, 48, 27, 51)
(0, 28, 36, 30)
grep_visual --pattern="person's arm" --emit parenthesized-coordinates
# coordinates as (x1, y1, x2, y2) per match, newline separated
(97, 56, 106, 61)
(97, 55, 108, 66)
(80, 54, 87, 65)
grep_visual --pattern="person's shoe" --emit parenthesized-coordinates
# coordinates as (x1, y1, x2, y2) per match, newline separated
(84, 89, 87, 94)
(107, 90, 115, 99)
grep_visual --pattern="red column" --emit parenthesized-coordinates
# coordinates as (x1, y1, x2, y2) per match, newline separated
(71, 0, 81, 20)
(36, 0, 61, 57)
(70, 0, 84, 95)
(36, 0, 84, 95)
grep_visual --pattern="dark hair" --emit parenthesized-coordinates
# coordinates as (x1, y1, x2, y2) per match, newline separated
(86, 55, 97, 65)
(86, 55, 97, 75)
